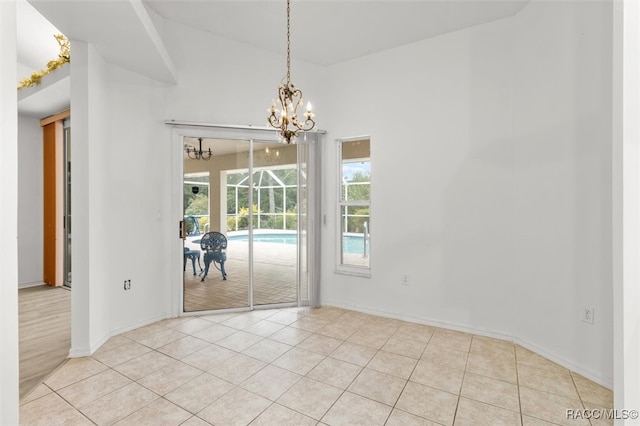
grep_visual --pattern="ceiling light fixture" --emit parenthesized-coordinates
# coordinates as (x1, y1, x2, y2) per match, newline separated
(185, 138, 213, 160)
(267, 0, 316, 144)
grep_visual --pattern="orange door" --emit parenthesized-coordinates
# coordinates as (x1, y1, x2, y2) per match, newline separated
(42, 122, 57, 286)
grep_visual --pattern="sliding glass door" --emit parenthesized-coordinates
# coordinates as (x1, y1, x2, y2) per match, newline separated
(182, 134, 318, 312)
(250, 141, 298, 306)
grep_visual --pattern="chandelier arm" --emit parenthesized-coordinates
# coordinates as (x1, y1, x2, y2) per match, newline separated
(278, 86, 288, 115)
(293, 93, 303, 121)
(268, 114, 280, 128)
(295, 118, 314, 132)
(302, 118, 316, 131)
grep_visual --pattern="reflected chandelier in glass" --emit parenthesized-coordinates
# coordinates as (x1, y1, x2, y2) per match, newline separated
(185, 137, 212, 161)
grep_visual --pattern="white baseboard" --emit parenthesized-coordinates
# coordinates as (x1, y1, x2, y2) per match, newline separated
(68, 312, 172, 358)
(109, 312, 172, 337)
(322, 299, 513, 341)
(322, 299, 613, 390)
(68, 347, 92, 358)
(514, 337, 613, 390)
(18, 281, 46, 289)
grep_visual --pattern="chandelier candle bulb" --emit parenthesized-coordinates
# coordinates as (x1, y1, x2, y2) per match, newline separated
(305, 102, 314, 119)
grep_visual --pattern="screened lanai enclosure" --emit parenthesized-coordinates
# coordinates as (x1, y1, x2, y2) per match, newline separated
(181, 134, 319, 313)
(226, 167, 299, 233)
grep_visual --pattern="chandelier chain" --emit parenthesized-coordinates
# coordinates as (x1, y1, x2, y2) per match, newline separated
(286, 0, 291, 85)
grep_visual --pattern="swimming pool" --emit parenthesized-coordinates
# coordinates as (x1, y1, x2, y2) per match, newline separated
(228, 232, 368, 255)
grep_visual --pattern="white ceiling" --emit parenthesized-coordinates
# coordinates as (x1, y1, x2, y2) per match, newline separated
(16, 0, 69, 117)
(145, 0, 529, 66)
(17, 0, 61, 71)
(18, 0, 529, 117)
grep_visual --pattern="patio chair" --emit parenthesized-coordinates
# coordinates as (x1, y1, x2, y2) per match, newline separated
(200, 231, 227, 282)
(183, 247, 202, 275)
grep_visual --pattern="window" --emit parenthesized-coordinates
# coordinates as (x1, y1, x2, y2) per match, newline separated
(226, 166, 298, 232)
(184, 173, 210, 233)
(337, 137, 371, 274)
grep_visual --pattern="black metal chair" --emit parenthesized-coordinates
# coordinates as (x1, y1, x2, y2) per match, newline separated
(200, 231, 227, 281)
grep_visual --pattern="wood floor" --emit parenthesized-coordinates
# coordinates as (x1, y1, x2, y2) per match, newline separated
(19, 285, 71, 400)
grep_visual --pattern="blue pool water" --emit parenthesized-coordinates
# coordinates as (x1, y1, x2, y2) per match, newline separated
(229, 233, 367, 254)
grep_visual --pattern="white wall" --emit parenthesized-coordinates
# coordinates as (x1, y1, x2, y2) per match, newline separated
(0, 1, 20, 423)
(320, 1, 614, 387)
(101, 64, 173, 334)
(70, 43, 175, 352)
(69, 41, 111, 355)
(162, 21, 322, 126)
(17, 114, 43, 287)
(512, 1, 613, 385)
(321, 18, 516, 336)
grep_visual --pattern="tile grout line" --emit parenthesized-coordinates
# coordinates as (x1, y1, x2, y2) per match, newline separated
(383, 326, 436, 425)
(243, 309, 342, 424)
(569, 370, 592, 426)
(450, 335, 473, 426)
(310, 313, 370, 424)
(514, 343, 524, 426)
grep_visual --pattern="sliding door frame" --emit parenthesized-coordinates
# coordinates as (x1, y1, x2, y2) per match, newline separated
(168, 123, 322, 317)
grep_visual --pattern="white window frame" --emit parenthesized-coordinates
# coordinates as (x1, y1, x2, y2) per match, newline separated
(336, 136, 371, 277)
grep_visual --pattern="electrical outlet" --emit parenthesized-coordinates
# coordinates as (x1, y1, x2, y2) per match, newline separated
(582, 307, 594, 324)
(124, 279, 131, 290)
(401, 274, 410, 286)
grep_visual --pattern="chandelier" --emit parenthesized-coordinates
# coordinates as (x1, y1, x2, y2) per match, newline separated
(267, 0, 316, 144)
(185, 138, 213, 160)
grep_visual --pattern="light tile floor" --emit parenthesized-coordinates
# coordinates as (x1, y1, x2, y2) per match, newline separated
(20, 307, 613, 426)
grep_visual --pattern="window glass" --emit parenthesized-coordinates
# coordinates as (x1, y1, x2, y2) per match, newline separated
(184, 173, 210, 233)
(338, 138, 370, 272)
